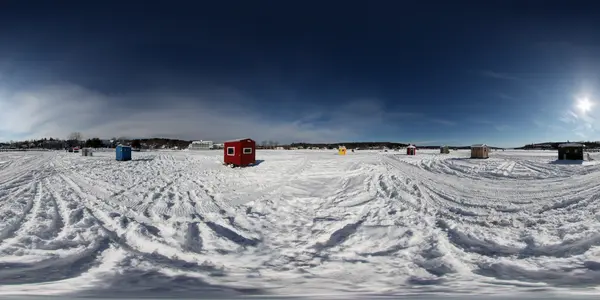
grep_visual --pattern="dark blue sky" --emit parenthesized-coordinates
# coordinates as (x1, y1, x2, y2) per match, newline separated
(1, 0, 600, 146)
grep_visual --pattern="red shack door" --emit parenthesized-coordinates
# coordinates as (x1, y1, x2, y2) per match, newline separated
(224, 142, 242, 166)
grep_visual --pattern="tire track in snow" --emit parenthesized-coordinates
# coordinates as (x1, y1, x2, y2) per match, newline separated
(188, 189, 220, 215)
(58, 168, 259, 259)
(252, 156, 389, 269)
(56, 173, 175, 251)
(0, 158, 13, 171)
(44, 176, 86, 229)
(190, 179, 232, 214)
(0, 154, 50, 189)
(44, 178, 65, 240)
(493, 161, 510, 175)
(74, 201, 234, 275)
(236, 154, 314, 205)
(505, 161, 516, 174)
(57, 173, 165, 238)
(384, 154, 600, 215)
(1, 172, 102, 267)
(0, 183, 36, 213)
(381, 152, 600, 280)
(0, 170, 112, 285)
(0, 180, 65, 251)
(0, 182, 40, 243)
(0, 237, 111, 285)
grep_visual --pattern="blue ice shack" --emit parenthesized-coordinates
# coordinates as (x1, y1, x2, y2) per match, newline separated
(116, 145, 132, 161)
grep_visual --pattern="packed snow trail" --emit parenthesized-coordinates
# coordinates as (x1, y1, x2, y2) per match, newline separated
(1, 149, 600, 297)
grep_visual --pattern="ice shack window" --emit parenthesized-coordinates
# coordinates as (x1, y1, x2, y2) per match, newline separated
(243, 148, 253, 154)
(227, 147, 235, 156)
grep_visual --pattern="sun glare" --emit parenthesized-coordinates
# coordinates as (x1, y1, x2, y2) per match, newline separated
(576, 98, 593, 113)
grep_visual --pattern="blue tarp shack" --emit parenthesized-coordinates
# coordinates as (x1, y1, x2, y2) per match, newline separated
(116, 145, 132, 161)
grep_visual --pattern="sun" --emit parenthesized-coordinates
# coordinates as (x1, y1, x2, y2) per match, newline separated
(576, 98, 593, 113)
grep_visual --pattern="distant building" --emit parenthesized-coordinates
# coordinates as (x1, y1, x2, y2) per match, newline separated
(558, 143, 584, 160)
(189, 140, 214, 150)
(406, 145, 416, 155)
(440, 145, 450, 154)
(471, 144, 489, 159)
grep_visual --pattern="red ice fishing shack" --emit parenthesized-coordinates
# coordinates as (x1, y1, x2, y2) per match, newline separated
(223, 138, 256, 167)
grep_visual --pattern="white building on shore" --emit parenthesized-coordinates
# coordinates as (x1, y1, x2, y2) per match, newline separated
(189, 140, 214, 150)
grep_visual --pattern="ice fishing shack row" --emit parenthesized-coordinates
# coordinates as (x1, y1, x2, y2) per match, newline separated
(112, 138, 258, 167)
(220, 140, 583, 164)
(405, 144, 490, 159)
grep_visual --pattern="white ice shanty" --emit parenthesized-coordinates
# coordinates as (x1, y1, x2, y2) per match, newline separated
(188, 140, 214, 150)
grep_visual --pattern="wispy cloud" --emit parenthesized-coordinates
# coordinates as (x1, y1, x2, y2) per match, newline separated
(494, 125, 512, 132)
(533, 118, 564, 132)
(497, 93, 519, 101)
(469, 118, 512, 132)
(387, 111, 423, 119)
(0, 83, 423, 143)
(410, 139, 457, 146)
(480, 70, 521, 81)
(532, 119, 546, 128)
(557, 106, 600, 139)
(559, 112, 577, 124)
(535, 41, 600, 53)
(469, 118, 494, 125)
(428, 118, 456, 126)
(574, 130, 587, 139)
(412, 140, 440, 145)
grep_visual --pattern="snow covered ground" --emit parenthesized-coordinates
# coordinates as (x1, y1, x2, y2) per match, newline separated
(1, 149, 600, 299)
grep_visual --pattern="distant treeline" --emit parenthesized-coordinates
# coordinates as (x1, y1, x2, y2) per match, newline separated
(0, 135, 194, 150)
(288, 142, 506, 150)
(131, 138, 192, 149)
(516, 141, 600, 150)
(289, 142, 409, 149)
(7, 134, 595, 151)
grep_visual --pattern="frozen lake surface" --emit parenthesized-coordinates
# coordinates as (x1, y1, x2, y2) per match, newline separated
(1, 149, 600, 298)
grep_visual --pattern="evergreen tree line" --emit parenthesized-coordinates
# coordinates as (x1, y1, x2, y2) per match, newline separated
(0, 132, 195, 150)
(517, 141, 600, 150)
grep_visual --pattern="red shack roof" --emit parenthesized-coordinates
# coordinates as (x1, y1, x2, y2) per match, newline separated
(223, 138, 255, 143)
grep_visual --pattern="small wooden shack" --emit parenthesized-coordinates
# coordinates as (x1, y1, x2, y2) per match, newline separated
(406, 145, 416, 155)
(558, 143, 585, 160)
(440, 145, 450, 154)
(470, 144, 489, 159)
